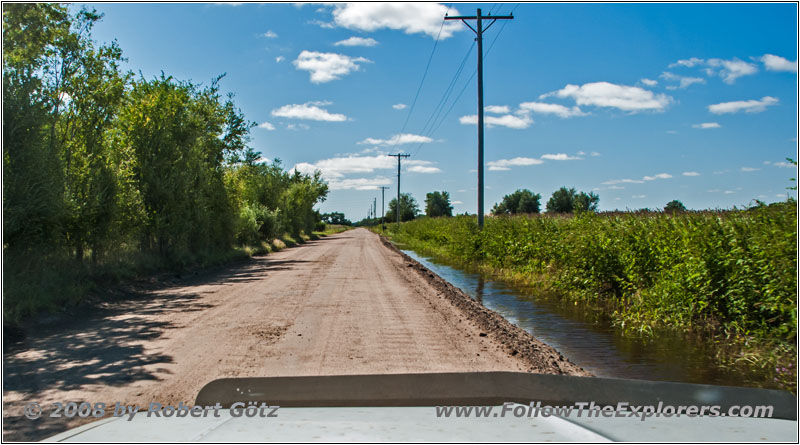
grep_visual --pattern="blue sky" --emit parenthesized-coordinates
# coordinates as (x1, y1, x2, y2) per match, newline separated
(85, 2, 798, 220)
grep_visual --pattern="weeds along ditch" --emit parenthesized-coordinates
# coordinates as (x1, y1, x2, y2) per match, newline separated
(377, 201, 797, 391)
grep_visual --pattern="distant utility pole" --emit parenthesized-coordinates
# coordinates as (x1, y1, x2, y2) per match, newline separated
(445, 8, 513, 229)
(373, 198, 377, 222)
(378, 186, 390, 232)
(388, 153, 410, 226)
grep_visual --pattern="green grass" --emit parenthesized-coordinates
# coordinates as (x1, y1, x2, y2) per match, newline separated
(378, 201, 797, 390)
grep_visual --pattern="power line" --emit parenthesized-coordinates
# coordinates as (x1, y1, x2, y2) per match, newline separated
(399, 4, 451, 134)
(409, 5, 506, 158)
(411, 41, 476, 157)
(420, 42, 475, 137)
(427, 4, 518, 138)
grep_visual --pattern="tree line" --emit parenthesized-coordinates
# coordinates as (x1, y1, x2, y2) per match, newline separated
(356, 186, 701, 225)
(3, 4, 328, 320)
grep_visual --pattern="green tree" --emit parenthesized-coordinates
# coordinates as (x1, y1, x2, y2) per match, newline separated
(492, 189, 541, 215)
(280, 169, 328, 237)
(787, 158, 797, 191)
(321, 212, 352, 225)
(664, 200, 687, 213)
(57, 19, 129, 262)
(117, 74, 252, 258)
(546, 187, 576, 213)
(3, 4, 72, 253)
(424, 191, 453, 217)
(1, 4, 333, 322)
(573, 191, 600, 213)
(386, 193, 419, 222)
(546, 187, 598, 213)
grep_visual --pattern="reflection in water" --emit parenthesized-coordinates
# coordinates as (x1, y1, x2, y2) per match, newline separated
(402, 249, 771, 389)
(475, 277, 484, 304)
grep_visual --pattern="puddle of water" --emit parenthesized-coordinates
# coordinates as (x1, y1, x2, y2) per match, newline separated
(401, 248, 772, 388)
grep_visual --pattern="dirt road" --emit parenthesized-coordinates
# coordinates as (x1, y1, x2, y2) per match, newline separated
(3, 228, 586, 440)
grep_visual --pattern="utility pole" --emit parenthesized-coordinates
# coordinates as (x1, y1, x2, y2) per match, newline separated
(388, 153, 410, 226)
(445, 8, 513, 229)
(378, 186, 390, 232)
(373, 198, 377, 223)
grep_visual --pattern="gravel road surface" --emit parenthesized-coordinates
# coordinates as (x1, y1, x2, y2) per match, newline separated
(3, 228, 585, 440)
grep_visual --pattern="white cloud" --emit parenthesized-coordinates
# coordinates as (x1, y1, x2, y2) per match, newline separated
(669, 57, 758, 84)
(643, 173, 672, 181)
(708, 189, 721, 193)
(692, 122, 721, 129)
(405, 159, 440, 173)
(408, 165, 441, 174)
(328, 3, 462, 39)
(262, 30, 278, 38)
(293, 155, 440, 181)
(392, 103, 407, 110)
(740, 167, 760, 172)
(275, 56, 285, 63)
(669, 57, 704, 68)
(459, 114, 533, 129)
(451, 200, 463, 205)
(358, 133, 433, 146)
(293, 155, 394, 179)
(271, 101, 348, 121)
(603, 173, 671, 185)
(708, 96, 779, 114)
(607, 185, 625, 190)
(286, 123, 310, 131)
(705, 58, 758, 84)
(682, 171, 700, 176)
(254, 156, 270, 164)
(485, 105, 511, 114)
(632, 194, 646, 199)
(334, 36, 379, 47)
(660, 71, 706, 89)
(541, 82, 671, 112)
(308, 19, 336, 29)
(590, 151, 601, 156)
(293, 51, 371, 83)
(640, 78, 658, 86)
(541, 153, 582, 161)
(327, 177, 393, 190)
(258, 121, 276, 131)
(759, 54, 797, 73)
(518, 101, 586, 118)
(724, 190, 735, 194)
(602, 178, 645, 185)
(487, 157, 544, 171)
(773, 161, 796, 168)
